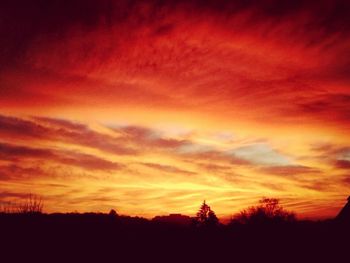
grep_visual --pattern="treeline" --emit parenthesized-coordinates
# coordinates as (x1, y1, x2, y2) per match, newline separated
(0, 194, 297, 227)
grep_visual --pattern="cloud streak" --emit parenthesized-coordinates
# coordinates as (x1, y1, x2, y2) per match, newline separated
(0, 142, 123, 171)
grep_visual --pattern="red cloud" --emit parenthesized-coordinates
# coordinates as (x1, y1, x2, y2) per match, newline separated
(0, 0, 349, 130)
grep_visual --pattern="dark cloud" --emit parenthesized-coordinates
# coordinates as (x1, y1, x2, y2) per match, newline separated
(296, 93, 350, 123)
(33, 116, 87, 131)
(58, 152, 124, 171)
(181, 150, 251, 166)
(35, 117, 139, 156)
(0, 0, 114, 68)
(0, 115, 194, 156)
(0, 191, 30, 200)
(342, 176, 350, 185)
(112, 125, 191, 151)
(334, 160, 350, 169)
(298, 180, 333, 192)
(0, 142, 123, 171)
(0, 115, 49, 139)
(259, 165, 320, 176)
(0, 164, 46, 181)
(259, 182, 286, 191)
(312, 143, 350, 169)
(140, 162, 196, 176)
(0, 142, 55, 161)
(0, 115, 137, 155)
(195, 162, 232, 173)
(1, 0, 349, 68)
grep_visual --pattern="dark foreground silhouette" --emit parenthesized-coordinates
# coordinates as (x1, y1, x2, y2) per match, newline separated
(1, 198, 350, 263)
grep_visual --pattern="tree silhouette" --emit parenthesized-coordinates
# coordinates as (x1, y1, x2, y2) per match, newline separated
(231, 197, 295, 225)
(194, 200, 219, 227)
(109, 209, 118, 217)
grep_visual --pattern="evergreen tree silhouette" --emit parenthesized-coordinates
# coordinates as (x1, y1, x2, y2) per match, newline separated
(194, 200, 219, 227)
(208, 209, 219, 226)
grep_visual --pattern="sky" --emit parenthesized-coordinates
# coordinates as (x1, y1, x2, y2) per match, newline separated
(0, 0, 349, 219)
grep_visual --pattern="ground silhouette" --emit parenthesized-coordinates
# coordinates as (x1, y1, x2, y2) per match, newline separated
(1, 197, 349, 263)
(336, 195, 350, 222)
(152, 213, 192, 226)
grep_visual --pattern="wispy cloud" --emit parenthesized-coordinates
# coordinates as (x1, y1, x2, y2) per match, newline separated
(139, 162, 196, 176)
(258, 165, 320, 176)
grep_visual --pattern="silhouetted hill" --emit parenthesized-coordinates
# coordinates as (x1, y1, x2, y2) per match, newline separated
(152, 213, 193, 226)
(336, 196, 350, 222)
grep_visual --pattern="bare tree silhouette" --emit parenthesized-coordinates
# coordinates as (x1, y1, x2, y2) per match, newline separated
(17, 194, 43, 214)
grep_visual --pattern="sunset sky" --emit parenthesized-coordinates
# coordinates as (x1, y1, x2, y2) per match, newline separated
(0, 0, 349, 219)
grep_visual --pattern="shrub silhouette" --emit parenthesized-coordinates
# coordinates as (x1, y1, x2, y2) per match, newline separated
(17, 194, 43, 214)
(0, 194, 43, 214)
(231, 197, 295, 225)
(194, 200, 219, 227)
